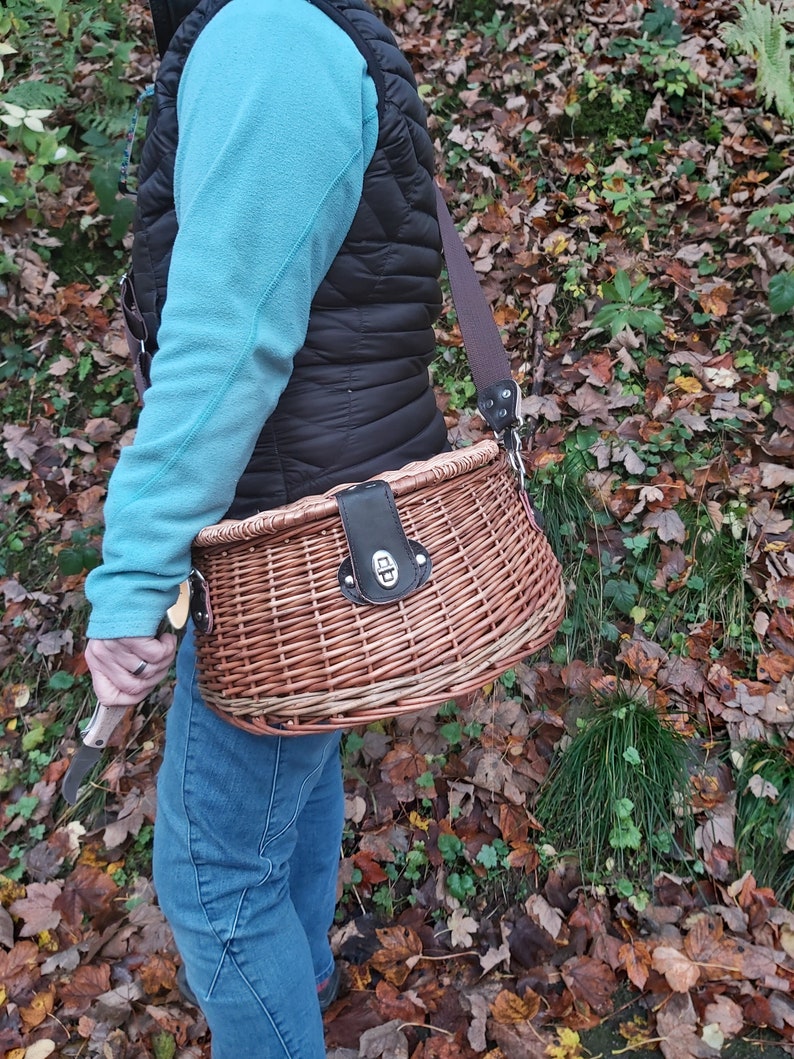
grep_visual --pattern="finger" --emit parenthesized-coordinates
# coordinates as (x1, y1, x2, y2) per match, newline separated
(89, 670, 142, 708)
(88, 635, 175, 682)
(85, 637, 177, 702)
(127, 637, 177, 681)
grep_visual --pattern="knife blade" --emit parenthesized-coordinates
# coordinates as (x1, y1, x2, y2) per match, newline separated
(61, 702, 129, 804)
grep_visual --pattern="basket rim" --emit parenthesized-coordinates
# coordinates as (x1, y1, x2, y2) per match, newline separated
(194, 439, 501, 548)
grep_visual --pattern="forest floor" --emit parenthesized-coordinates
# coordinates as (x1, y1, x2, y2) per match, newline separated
(1, 0, 793, 1057)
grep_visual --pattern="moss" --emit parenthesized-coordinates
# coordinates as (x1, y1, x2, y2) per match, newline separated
(558, 88, 655, 142)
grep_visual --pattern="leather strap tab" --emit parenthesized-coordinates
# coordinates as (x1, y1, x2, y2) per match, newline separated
(336, 480, 431, 605)
(120, 273, 153, 399)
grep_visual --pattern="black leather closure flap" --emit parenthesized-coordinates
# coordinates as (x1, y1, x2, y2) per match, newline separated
(336, 480, 432, 605)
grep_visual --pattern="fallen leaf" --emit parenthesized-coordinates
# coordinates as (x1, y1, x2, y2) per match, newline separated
(22, 1042, 57, 1059)
(760, 462, 794, 489)
(657, 993, 720, 1059)
(547, 1027, 584, 1059)
(644, 509, 687, 544)
(8, 882, 62, 937)
(491, 1020, 552, 1059)
(369, 926, 422, 987)
(0, 906, 13, 948)
(0, 683, 30, 721)
(54, 864, 119, 927)
(19, 989, 55, 1031)
(491, 988, 541, 1024)
(651, 946, 701, 992)
(617, 636, 668, 678)
(700, 1024, 724, 1051)
(373, 980, 425, 1024)
(619, 940, 652, 990)
(359, 1018, 409, 1059)
(702, 995, 744, 1037)
(0, 940, 40, 999)
(448, 907, 479, 948)
(560, 956, 616, 1015)
(747, 773, 779, 799)
(675, 375, 703, 394)
(60, 962, 112, 1013)
(525, 893, 564, 940)
(138, 952, 177, 995)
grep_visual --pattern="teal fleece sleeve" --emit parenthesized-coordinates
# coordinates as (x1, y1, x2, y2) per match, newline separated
(86, 0, 379, 638)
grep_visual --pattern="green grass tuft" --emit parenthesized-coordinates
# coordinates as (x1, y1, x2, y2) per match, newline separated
(535, 689, 696, 888)
(734, 739, 794, 905)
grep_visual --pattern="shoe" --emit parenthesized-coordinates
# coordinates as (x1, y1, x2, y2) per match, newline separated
(176, 960, 341, 1012)
(318, 961, 341, 1012)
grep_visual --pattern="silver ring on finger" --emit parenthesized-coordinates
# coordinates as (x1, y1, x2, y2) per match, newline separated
(132, 660, 148, 677)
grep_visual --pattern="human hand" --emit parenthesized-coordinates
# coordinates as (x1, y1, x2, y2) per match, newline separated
(85, 634, 178, 706)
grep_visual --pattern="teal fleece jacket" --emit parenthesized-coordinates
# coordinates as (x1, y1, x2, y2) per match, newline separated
(85, 0, 378, 638)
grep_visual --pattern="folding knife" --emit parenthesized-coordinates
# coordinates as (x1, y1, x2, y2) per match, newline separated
(61, 702, 130, 805)
(61, 582, 191, 805)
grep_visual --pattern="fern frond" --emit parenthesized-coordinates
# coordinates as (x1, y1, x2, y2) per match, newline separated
(720, 0, 794, 121)
(2, 80, 68, 112)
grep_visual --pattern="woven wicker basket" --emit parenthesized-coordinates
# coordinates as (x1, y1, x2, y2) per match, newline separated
(191, 440, 565, 735)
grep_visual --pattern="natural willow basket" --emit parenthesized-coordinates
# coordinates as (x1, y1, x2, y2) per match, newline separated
(191, 440, 565, 735)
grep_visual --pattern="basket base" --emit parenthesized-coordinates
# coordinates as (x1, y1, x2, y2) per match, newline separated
(200, 578, 565, 735)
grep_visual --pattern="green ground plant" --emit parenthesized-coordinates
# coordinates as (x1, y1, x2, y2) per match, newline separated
(535, 689, 696, 889)
(534, 446, 619, 665)
(0, 0, 140, 239)
(720, 0, 794, 122)
(593, 270, 666, 337)
(734, 738, 794, 904)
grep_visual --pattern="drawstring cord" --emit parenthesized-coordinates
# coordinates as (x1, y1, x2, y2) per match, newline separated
(118, 84, 155, 196)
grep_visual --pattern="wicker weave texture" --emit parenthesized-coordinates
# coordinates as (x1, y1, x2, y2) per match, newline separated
(192, 442, 564, 734)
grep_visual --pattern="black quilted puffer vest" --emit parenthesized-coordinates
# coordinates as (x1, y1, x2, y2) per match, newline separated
(131, 0, 447, 518)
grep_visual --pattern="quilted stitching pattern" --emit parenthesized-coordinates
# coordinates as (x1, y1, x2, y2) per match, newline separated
(131, 0, 446, 516)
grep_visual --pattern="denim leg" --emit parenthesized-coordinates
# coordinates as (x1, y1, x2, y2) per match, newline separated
(153, 631, 343, 1059)
(289, 739, 344, 987)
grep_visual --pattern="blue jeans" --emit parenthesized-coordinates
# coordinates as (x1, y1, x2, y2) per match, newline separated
(153, 630, 344, 1058)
